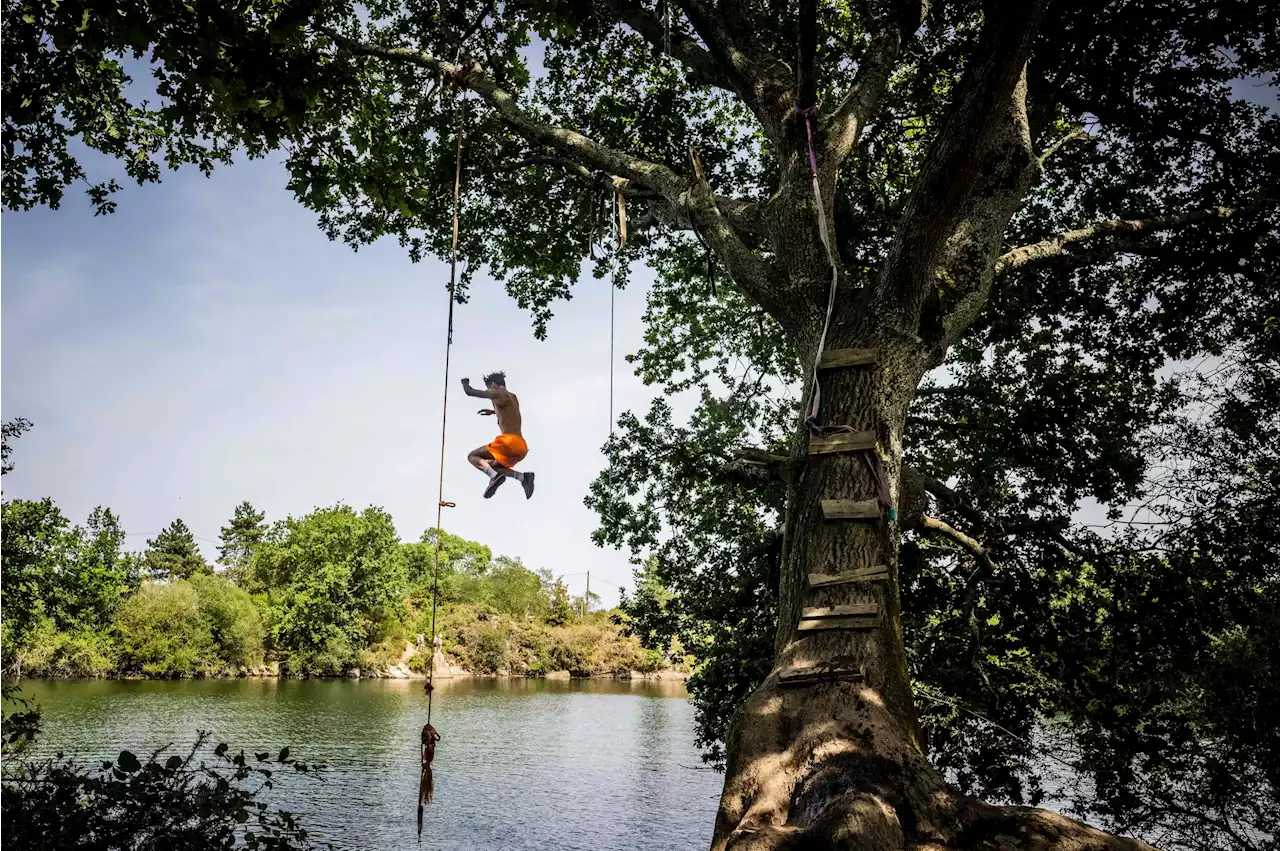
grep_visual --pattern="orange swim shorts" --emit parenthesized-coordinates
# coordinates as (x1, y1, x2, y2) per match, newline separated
(486, 433, 528, 468)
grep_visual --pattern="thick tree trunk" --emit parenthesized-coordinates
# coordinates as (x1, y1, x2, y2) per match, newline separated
(709, 296, 1157, 851)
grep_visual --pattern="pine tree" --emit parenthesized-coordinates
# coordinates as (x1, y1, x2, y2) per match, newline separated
(143, 519, 209, 580)
(546, 580, 573, 626)
(217, 501, 266, 582)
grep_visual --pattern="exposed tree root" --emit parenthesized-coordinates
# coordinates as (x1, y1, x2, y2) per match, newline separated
(711, 676, 1158, 851)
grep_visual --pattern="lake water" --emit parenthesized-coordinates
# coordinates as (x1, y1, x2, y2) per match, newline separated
(16, 677, 723, 851)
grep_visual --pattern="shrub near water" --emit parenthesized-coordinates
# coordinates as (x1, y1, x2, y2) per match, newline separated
(256, 506, 406, 677)
(115, 578, 264, 677)
(115, 582, 219, 676)
(190, 574, 265, 668)
(12, 619, 118, 678)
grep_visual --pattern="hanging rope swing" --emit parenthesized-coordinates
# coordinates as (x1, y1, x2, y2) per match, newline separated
(413, 93, 631, 835)
(418, 99, 465, 839)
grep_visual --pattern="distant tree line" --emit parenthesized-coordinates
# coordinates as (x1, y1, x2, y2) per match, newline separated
(0, 420, 662, 679)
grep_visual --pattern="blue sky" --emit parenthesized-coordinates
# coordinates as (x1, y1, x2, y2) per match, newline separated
(1, 149, 665, 606)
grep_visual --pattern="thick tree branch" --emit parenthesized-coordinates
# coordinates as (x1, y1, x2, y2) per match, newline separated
(320, 28, 689, 198)
(684, 146, 778, 307)
(921, 515, 998, 572)
(914, 472, 990, 531)
(996, 202, 1271, 276)
(1036, 125, 1091, 166)
(911, 468, 1072, 542)
(724, 460, 778, 488)
(676, 0, 793, 134)
(603, 0, 729, 91)
(492, 154, 659, 198)
(723, 447, 797, 488)
(630, 196, 768, 248)
(643, 191, 768, 240)
(877, 0, 1046, 329)
(827, 4, 927, 164)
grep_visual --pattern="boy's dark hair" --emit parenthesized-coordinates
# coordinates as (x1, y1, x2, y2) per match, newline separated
(483, 371, 507, 387)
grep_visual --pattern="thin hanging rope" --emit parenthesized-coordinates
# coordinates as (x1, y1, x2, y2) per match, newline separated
(609, 190, 619, 438)
(427, 111, 464, 725)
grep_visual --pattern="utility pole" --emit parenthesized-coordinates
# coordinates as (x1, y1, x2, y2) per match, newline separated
(584, 570, 591, 617)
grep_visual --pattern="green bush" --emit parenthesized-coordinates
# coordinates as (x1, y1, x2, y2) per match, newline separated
(276, 627, 356, 678)
(114, 581, 219, 677)
(488, 558, 549, 620)
(189, 574, 265, 668)
(405, 649, 430, 674)
(470, 625, 510, 674)
(12, 618, 118, 678)
(545, 635, 591, 675)
(257, 505, 406, 676)
(634, 648, 666, 674)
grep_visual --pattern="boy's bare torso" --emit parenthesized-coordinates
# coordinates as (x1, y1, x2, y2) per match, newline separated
(492, 389, 522, 437)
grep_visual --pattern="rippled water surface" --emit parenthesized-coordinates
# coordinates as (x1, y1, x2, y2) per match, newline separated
(20, 677, 722, 851)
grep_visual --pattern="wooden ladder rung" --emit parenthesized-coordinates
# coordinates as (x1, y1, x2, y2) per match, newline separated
(778, 664, 865, 687)
(818, 348, 879, 369)
(821, 499, 881, 520)
(807, 431, 876, 456)
(808, 567, 888, 587)
(797, 616, 879, 632)
(734, 447, 792, 466)
(802, 603, 880, 619)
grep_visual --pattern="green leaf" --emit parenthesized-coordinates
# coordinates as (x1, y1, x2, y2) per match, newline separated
(117, 750, 141, 773)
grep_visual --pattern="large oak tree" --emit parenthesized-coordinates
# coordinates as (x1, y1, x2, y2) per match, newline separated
(5, 0, 1277, 848)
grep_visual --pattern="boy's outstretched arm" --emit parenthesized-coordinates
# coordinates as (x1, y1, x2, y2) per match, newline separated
(461, 378, 498, 399)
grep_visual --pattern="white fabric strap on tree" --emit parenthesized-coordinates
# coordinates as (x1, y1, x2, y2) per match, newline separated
(800, 108, 843, 432)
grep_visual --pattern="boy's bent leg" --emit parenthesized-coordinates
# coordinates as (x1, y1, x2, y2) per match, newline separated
(470, 446, 508, 498)
(468, 446, 497, 476)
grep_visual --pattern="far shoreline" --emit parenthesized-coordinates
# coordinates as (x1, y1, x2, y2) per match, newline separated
(6, 667, 691, 684)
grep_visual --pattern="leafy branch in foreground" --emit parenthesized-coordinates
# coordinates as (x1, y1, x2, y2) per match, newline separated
(2, 691, 324, 851)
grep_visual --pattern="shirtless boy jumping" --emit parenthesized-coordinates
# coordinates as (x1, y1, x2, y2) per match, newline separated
(462, 371, 536, 500)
